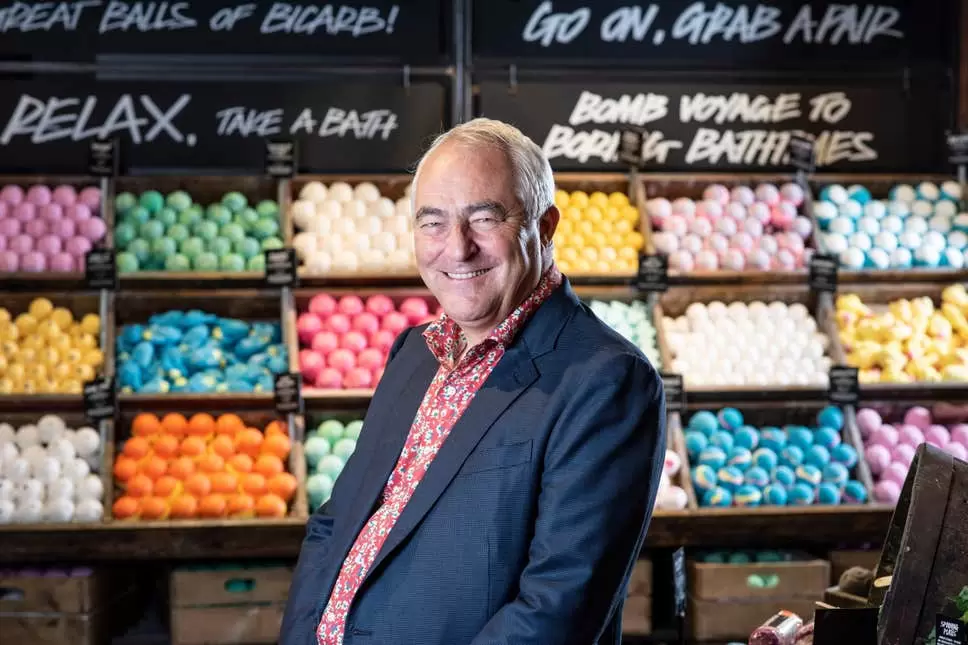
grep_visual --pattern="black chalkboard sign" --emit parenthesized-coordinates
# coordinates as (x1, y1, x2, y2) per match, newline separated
(83, 376, 116, 423)
(472, 0, 954, 69)
(0, 0, 447, 64)
(88, 138, 119, 177)
(636, 254, 668, 292)
(85, 249, 118, 290)
(264, 248, 299, 288)
(0, 74, 447, 174)
(788, 133, 817, 174)
(478, 73, 948, 173)
(828, 365, 859, 406)
(274, 372, 304, 414)
(660, 372, 685, 413)
(809, 253, 838, 292)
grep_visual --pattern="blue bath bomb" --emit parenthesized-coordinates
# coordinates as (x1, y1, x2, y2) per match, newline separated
(744, 466, 771, 488)
(698, 447, 727, 470)
(831, 443, 858, 468)
(692, 465, 718, 493)
(734, 425, 760, 451)
(763, 484, 788, 505)
(684, 431, 708, 459)
(704, 551, 727, 563)
(716, 466, 745, 492)
(752, 448, 778, 472)
(717, 407, 744, 430)
(795, 464, 823, 487)
(728, 551, 752, 564)
(814, 427, 842, 450)
(843, 480, 868, 504)
(773, 465, 796, 488)
(817, 482, 842, 505)
(734, 484, 763, 507)
(727, 447, 753, 470)
(817, 406, 845, 430)
(787, 427, 814, 451)
(759, 428, 787, 453)
(847, 185, 872, 205)
(710, 431, 735, 453)
(688, 410, 719, 436)
(781, 445, 805, 468)
(789, 482, 815, 505)
(702, 486, 733, 507)
(805, 445, 831, 468)
(822, 462, 849, 486)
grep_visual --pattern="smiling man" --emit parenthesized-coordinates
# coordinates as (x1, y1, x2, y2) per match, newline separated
(280, 118, 666, 645)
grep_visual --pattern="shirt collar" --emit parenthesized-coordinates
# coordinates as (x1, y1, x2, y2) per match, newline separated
(423, 263, 563, 367)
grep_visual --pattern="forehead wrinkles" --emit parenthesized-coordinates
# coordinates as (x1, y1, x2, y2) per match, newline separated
(414, 141, 518, 212)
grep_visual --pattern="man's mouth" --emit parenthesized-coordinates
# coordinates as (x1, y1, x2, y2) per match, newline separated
(443, 268, 492, 280)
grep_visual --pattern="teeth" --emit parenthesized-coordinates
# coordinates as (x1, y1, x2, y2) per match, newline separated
(446, 269, 488, 280)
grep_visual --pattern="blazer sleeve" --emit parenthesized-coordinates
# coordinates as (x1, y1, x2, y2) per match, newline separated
(469, 352, 666, 645)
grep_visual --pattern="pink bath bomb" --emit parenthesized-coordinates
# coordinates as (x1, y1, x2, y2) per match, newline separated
(924, 424, 950, 448)
(26, 185, 51, 206)
(755, 183, 781, 205)
(0, 218, 20, 237)
(771, 203, 797, 230)
(730, 186, 755, 206)
(855, 408, 882, 437)
(66, 204, 92, 222)
(65, 236, 92, 257)
(903, 406, 932, 430)
(19, 251, 46, 272)
(722, 248, 745, 271)
(898, 424, 925, 447)
(51, 219, 77, 240)
(732, 231, 755, 252)
(35, 235, 62, 256)
(671, 198, 696, 218)
(946, 442, 968, 462)
(702, 184, 730, 205)
(715, 216, 738, 237)
(865, 444, 891, 475)
(8, 234, 32, 255)
(13, 202, 36, 222)
(694, 250, 718, 271)
(51, 185, 76, 207)
(647, 198, 672, 221)
(0, 202, 7, 220)
(748, 202, 771, 225)
(669, 250, 694, 272)
(78, 187, 101, 210)
(891, 443, 916, 468)
(870, 424, 899, 448)
(40, 203, 63, 222)
(299, 349, 325, 383)
(665, 214, 688, 238)
(792, 216, 813, 239)
(743, 217, 764, 238)
(759, 235, 779, 255)
(0, 250, 18, 271)
(725, 202, 747, 221)
(951, 424, 968, 447)
(688, 216, 713, 237)
(296, 312, 324, 345)
(0, 185, 24, 205)
(78, 217, 107, 242)
(24, 219, 48, 238)
(874, 479, 901, 504)
(696, 199, 724, 221)
(0, 235, 5, 251)
(774, 248, 796, 270)
(746, 248, 772, 271)
(705, 233, 729, 255)
(780, 182, 805, 207)
(48, 252, 74, 273)
(882, 462, 909, 487)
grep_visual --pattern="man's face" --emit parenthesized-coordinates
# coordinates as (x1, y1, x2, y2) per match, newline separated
(413, 141, 558, 343)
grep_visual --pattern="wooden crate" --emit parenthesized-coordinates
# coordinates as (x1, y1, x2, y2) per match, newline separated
(663, 412, 699, 511)
(623, 559, 653, 636)
(169, 565, 292, 645)
(870, 443, 968, 645)
(829, 549, 882, 583)
(689, 596, 819, 641)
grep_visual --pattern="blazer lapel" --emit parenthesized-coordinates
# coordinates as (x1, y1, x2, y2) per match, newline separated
(361, 341, 539, 586)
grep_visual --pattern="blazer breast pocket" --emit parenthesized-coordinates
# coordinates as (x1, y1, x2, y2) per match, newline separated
(458, 439, 534, 476)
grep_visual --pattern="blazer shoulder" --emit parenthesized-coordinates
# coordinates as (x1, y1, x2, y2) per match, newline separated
(556, 305, 660, 372)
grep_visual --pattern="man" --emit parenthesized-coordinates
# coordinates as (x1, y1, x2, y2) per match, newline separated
(281, 118, 666, 645)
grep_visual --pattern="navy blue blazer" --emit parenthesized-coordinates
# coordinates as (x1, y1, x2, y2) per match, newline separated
(281, 279, 666, 645)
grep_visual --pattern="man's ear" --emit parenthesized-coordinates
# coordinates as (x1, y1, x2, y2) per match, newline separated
(538, 205, 560, 247)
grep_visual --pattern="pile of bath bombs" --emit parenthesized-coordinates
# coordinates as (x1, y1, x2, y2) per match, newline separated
(0, 183, 106, 273)
(0, 298, 103, 395)
(116, 310, 287, 394)
(814, 181, 968, 270)
(647, 182, 812, 272)
(298, 293, 439, 390)
(662, 300, 832, 387)
(655, 449, 688, 511)
(113, 189, 281, 274)
(695, 550, 800, 564)
(0, 415, 104, 523)
(858, 406, 968, 504)
(551, 189, 644, 275)
(836, 284, 968, 384)
(587, 299, 662, 369)
(112, 413, 296, 520)
(685, 406, 865, 507)
(304, 417, 362, 509)
(291, 181, 415, 275)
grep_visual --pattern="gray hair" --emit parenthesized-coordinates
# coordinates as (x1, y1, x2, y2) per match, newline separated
(411, 118, 556, 222)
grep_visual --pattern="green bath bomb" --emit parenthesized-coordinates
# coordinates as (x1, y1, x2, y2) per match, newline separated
(139, 190, 165, 214)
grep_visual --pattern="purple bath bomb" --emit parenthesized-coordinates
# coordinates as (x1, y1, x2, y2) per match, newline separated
(9, 234, 32, 254)
(78, 187, 101, 210)
(0, 218, 19, 237)
(0, 185, 24, 205)
(66, 204, 92, 222)
(40, 203, 63, 222)
(947, 442, 968, 462)
(24, 219, 48, 238)
(51, 219, 76, 240)
(66, 236, 92, 257)
(78, 217, 106, 242)
(0, 235, 5, 251)
(865, 444, 891, 475)
(13, 202, 36, 222)
(19, 251, 46, 272)
(874, 479, 901, 504)
(49, 252, 74, 273)
(882, 462, 909, 487)
(924, 424, 950, 448)
(898, 424, 925, 448)
(855, 408, 882, 438)
(892, 443, 916, 468)
(871, 424, 899, 448)
(0, 202, 7, 219)
(951, 424, 968, 448)
(36, 235, 62, 256)
(51, 185, 76, 207)
(0, 250, 18, 271)
(26, 185, 52, 206)
(903, 406, 932, 430)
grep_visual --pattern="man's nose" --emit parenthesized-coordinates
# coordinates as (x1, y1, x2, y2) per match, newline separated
(446, 222, 477, 261)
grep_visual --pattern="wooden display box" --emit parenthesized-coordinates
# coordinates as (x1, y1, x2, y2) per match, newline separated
(829, 549, 882, 583)
(169, 565, 292, 645)
(623, 559, 653, 636)
(662, 412, 699, 512)
(114, 176, 282, 289)
(688, 555, 830, 640)
(639, 172, 814, 285)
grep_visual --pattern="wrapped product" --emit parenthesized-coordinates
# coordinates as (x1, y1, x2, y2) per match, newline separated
(749, 610, 803, 645)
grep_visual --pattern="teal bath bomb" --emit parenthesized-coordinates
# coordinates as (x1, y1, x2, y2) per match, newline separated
(221, 191, 248, 213)
(115, 222, 137, 248)
(256, 200, 279, 219)
(180, 237, 206, 259)
(139, 190, 165, 214)
(208, 236, 233, 257)
(220, 223, 247, 245)
(124, 205, 150, 226)
(166, 223, 190, 244)
(178, 205, 203, 228)
(127, 238, 151, 264)
(166, 190, 193, 212)
(219, 253, 246, 272)
(235, 237, 262, 259)
(247, 255, 266, 272)
(235, 208, 260, 229)
(193, 220, 219, 242)
(261, 236, 284, 251)
(165, 254, 191, 272)
(117, 252, 140, 273)
(156, 207, 178, 228)
(151, 237, 178, 263)
(139, 220, 165, 241)
(193, 252, 219, 272)
(115, 191, 137, 213)
(252, 218, 280, 241)
(206, 204, 233, 226)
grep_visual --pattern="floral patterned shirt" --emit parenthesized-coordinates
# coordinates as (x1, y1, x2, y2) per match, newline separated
(317, 265, 563, 645)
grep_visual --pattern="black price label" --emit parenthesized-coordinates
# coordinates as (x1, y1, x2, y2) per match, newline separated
(938, 615, 967, 645)
(83, 377, 116, 423)
(660, 372, 685, 414)
(948, 132, 968, 166)
(788, 133, 816, 174)
(88, 138, 118, 177)
(672, 547, 686, 618)
(265, 138, 297, 178)
(618, 129, 644, 167)
(264, 248, 298, 287)
(84, 249, 117, 290)
(809, 253, 839, 291)
(274, 373, 303, 414)
(828, 366, 859, 406)
(636, 254, 669, 292)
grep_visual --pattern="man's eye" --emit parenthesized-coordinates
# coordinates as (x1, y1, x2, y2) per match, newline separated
(420, 221, 442, 229)
(471, 217, 497, 227)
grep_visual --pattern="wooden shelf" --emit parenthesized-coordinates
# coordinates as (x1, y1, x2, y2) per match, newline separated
(0, 506, 893, 563)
